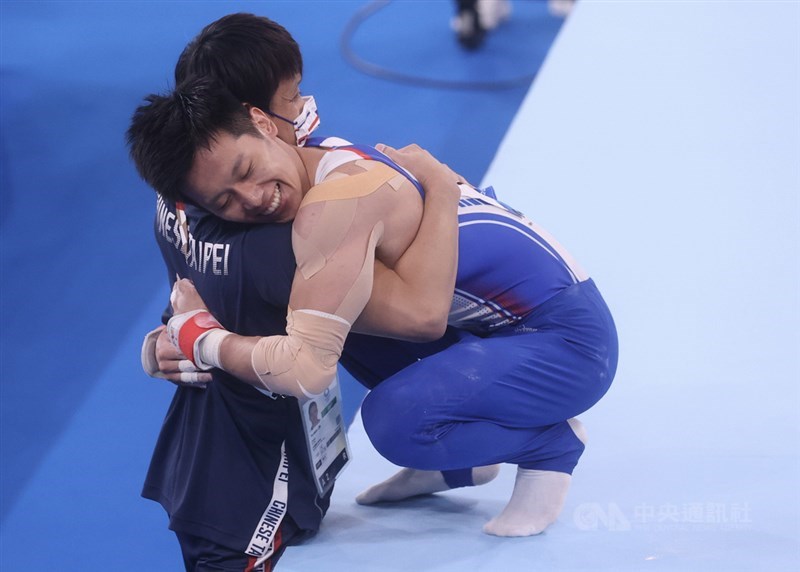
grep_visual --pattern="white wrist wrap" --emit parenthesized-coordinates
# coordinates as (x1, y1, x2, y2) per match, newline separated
(167, 309, 224, 369)
(251, 309, 351, 398)
(193, 328, 232, 370)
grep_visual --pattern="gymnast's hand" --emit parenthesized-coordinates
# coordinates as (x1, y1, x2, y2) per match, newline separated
(167, 278, 228, 372)
(170, 278, 209, 314)
(140, 325, 212, 386)
(377, 143, 468, 194)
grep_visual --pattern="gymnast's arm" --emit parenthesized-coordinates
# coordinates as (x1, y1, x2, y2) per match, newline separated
(156, 145, 461, 387)
(353, 144, 461, 341)
(170, 172, 431, 398)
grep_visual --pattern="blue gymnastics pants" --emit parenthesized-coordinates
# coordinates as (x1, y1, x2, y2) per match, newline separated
(361, 279, 618, 475)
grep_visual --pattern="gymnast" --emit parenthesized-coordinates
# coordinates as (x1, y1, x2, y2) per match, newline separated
(129, 75, 618, 540)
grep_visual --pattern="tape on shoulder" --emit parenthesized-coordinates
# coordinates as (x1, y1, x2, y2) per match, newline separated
(302, 163, 400, 207)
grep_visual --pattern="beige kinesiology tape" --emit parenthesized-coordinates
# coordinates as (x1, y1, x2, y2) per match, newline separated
(292, 162, 401, 282)
(305, 161, 406, 205)
(250, 309, 352, 398)
(251, 162, 403, 398)
(249, 218, 380, 394)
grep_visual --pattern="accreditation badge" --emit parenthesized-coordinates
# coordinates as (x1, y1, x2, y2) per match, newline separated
(300, 373, 351, 496)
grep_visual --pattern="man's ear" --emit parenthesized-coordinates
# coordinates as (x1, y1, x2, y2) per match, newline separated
(249, 106, 278, 137)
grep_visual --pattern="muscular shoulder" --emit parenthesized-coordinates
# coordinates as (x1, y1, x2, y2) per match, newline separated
(301, 160, 407, 208)
(293, 159, 423, 277)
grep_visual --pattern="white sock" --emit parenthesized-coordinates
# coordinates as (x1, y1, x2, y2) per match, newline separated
(483, 418, 587, 537)
(356, 465, 500, 505)
(483, 468, 571, 537)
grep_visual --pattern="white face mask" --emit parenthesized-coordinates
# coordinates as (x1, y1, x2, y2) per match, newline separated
(268, 95, 320, 146)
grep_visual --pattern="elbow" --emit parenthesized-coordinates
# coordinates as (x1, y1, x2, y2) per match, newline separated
(423, 317, 449, 341)
(267, 366, 337, 399)
(300, 369, 338, 397)
(251, 333, 341, 399)
(408, 307, 449, 342)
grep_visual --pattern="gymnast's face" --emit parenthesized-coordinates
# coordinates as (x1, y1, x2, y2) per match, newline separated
(184, 116, 307, 224)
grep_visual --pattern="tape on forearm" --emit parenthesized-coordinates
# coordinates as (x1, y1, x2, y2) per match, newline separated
(251, 309, 351, 398)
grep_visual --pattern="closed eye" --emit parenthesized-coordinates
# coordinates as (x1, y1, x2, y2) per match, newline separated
(284, 89, 301, 103)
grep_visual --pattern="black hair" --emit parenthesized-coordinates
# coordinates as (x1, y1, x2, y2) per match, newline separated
(126, 77, 259, 202)
(174, 13, 303, 112)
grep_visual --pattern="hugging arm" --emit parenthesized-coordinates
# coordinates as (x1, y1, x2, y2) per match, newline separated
(353, 144, 461, 341)
(173, 171, 401, 398)
(170, 146, 461, 397)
